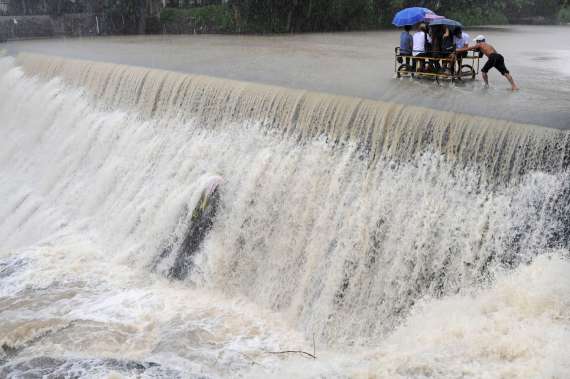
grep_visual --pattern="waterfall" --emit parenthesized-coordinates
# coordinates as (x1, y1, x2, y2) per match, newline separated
(1, 52, 569, 373)
(15, 53, 570, 182)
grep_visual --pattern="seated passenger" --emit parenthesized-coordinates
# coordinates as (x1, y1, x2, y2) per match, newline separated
(399, 25, 413, 66)
(453, 27, 470, 73)
(427, 25, 442, 57)
(453, 27, 470, 50)
(440, 27, 455, 73)
(412, 24, 431, 71)
(442, 27, 454, 55)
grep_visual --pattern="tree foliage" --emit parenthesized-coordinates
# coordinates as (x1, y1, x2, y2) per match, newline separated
(103, 0, 146, 33)
(221, 0, 569, 32)
(8, 0, 103, 15)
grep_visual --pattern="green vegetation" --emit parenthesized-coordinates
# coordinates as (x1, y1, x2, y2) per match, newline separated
(160, 0, 569, 33)
(160, 5, 235, 32)
(6, 0, 101, 15)
(445, 6, 509, 26)
(104, 0, 147, 33)
(560, 7, 570, 23)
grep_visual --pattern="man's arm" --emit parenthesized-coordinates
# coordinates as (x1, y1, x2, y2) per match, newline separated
(456, 43, 479, 54)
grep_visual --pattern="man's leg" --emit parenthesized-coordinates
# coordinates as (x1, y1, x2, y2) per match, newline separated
(450, 54, 458, 75)
(480, 58, 494, 87)
(504, 73, 519, 91)
(415, 54, 425, 72)
(482, 71, 489, 87)
(496, 55, 519, 91)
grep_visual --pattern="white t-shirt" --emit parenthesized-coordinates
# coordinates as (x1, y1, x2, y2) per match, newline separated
(454, 32, 470, 48)
(412, 31, 431, 56)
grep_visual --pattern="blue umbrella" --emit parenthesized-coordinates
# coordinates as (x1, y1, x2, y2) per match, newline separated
(392, 7, 435, 27)
(428, 18, 463, 29)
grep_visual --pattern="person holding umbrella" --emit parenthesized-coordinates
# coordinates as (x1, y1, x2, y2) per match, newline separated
(457, 35, 519, 91)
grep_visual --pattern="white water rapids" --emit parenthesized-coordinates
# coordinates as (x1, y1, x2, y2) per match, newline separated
(0, 54, 569, 378)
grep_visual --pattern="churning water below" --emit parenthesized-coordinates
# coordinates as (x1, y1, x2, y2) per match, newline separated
(0, 51, 569, 378)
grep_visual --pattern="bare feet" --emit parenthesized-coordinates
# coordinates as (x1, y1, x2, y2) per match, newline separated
(505, 74, 518, 91)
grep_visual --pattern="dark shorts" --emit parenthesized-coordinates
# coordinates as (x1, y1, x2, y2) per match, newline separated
(397, 53, 412, 64)
(482, 53, 509, 75)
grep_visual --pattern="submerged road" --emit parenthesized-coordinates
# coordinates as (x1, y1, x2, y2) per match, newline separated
(5, 25, 570, 128)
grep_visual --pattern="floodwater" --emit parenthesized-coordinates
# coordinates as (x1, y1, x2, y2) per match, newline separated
(5, 25, 570, 128)
(1, 25, 570, 379)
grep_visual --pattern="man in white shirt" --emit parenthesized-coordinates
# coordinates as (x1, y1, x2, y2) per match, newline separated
(412, 24, 431, 71)
(412, 23, 429, 56)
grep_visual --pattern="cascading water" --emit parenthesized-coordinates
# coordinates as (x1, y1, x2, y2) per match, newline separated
(0, 53, 569, 378)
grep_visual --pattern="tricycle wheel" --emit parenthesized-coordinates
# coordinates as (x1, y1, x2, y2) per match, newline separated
(397, 64, 413, 78)
(461, 64, 476, 80)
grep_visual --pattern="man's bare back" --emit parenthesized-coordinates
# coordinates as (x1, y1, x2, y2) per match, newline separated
(473, 42, 496, 57)
(457, 37, 518, 91)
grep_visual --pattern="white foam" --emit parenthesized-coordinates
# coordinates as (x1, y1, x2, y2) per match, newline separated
(369, 254, 570, 378)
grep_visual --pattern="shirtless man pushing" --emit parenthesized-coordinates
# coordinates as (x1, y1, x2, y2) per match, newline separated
(457, 35, 519, 91)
